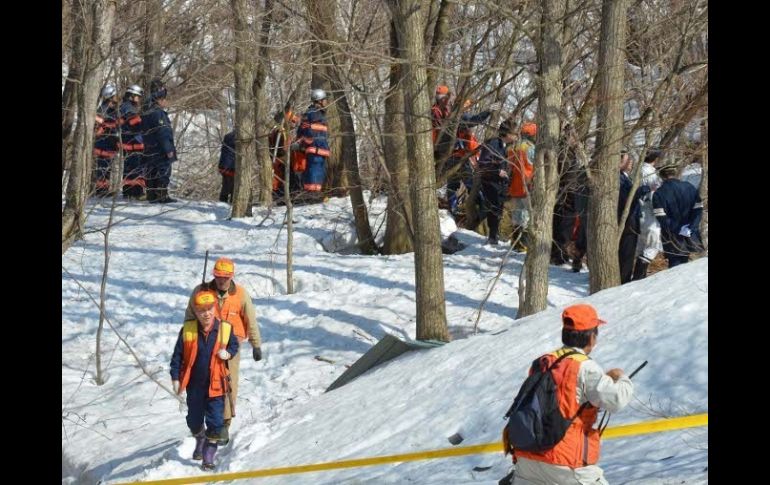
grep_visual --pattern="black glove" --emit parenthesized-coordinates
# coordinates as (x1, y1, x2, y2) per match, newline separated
(252, 347, 262, 362)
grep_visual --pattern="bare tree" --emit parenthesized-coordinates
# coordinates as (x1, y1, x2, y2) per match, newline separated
(230, 0, 257, 217)
(383, 21, 414, 255)
(62, 0, 117, 254)
(388, 0, 449, 342)
(699, 117, 707, 251)
(62, 0, 82, 178)
(586, 0, 627, 293)
(142, 0, 163, 90)
(254, 0, 275, 206)
(517, 0, 565, 318)
(305, 0, 378, 254)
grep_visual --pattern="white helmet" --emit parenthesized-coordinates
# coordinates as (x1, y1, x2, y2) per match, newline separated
(100, 85, 117, 99)
(126, 84, 144, 97)
(310, 88, 327, 102)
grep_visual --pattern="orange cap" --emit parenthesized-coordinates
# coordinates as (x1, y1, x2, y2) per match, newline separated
(436, 85, 450, 97)
(213, 257, 235, 277)
(193, 290, 217, 309)
(562, 304, 606, 331)
(521, 122, 537, 137)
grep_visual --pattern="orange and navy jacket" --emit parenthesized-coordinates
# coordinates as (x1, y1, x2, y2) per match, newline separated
(118, 101, 144, 153)
(170, 318, 239, 397)
(296, 104, 330, 158)
(184, 281, 260, 344)
(508, 137, 535, 198)
(515, 348, 601, 468)
(431, 102, 451, 144)
(94, 101, 119, 159)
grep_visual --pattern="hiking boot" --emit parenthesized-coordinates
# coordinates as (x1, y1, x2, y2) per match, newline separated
(217, 420, 230, 447)
(571, 258, 582, 273)
(146, 189, 159, 203)
(486, 236, 499, 246)
(193, 434, 206, 460)
(201, 440, 218, 470)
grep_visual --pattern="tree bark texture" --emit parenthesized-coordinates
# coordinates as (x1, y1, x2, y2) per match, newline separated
(586, 0, 627, 294)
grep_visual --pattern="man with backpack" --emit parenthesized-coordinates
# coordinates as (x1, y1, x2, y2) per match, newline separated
(502, 303, 634, 484)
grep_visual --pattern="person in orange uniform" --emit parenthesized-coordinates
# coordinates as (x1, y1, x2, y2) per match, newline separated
(170, 290, 239, 470)
(184, 257, 262, 446)
(508, 304, 634, 484)
(507, 122, 537, 251)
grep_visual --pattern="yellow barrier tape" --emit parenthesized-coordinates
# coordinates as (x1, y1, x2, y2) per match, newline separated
(114, 413, 707, 485)
(602, 412, 707, 439)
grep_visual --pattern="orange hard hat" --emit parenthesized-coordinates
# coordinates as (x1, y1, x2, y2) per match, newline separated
(435, 85, 450, 97)
(521, 122, 537, 137)
(212, 257, 235, 277)
(193, 290, 217, 309)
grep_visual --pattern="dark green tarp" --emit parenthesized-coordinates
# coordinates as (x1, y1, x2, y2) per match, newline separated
(326, 334, 445, 392)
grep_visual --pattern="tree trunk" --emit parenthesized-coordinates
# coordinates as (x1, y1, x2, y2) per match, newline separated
(62, 0, 117, 254)
(305, 0, 377, 254)
(383, 21, 414, 255)
(518, 0, 565, 318)
(142, 0, 163, 91)
(389, 0, 449, 342)
(587, 0, 627, 293)
(308, 26, 345, 196)
(62, 1, 84, 177)
(425, 0, 453, 91)
(230, 0, 256, 217)
(699, 118, 707, 251)
(254, 0, 274, 206)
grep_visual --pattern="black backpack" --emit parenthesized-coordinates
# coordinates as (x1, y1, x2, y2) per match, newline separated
(503, 350, 589, 453)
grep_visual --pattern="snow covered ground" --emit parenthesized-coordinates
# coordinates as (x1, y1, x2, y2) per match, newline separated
(62, 195, 707, 484)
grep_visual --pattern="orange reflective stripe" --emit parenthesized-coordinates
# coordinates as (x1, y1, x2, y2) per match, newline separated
(304, 183, 323, 191)
(122, 143, 144, 151)
(128, 116, 141, 126)
(122, 178, 146, 187)
(310, 123, 328, 132)
(305, 147, 330, 157)
(94, 148, 117, 158)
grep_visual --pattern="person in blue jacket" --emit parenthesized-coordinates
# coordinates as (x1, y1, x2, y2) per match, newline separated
(293, 89, 330, 194)
(143, 86, 178, 203)
(170, 290, 239, 470)
(93, 85, 120, 196)
(618, 150, 648, 283)
(217, 131, 236, 203)
(652, 164, 703, 268)
(476, 120, 517, 245)
(119, 84, 146, 199)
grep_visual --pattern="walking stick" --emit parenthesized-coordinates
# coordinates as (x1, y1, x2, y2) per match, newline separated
(201, 250, 209, 285)
(598, 360, 648, 436)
